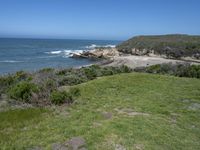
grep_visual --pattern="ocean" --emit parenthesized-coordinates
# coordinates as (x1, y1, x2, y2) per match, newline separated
(0, 38, 121, 74)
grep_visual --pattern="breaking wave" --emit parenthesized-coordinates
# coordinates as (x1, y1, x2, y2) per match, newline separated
(45, 49, 87, 57)
(45, 44, 116, 58)
(0, 60, 23, 63)
(45, 50, 62, 54)
(85, 44, 116, 49)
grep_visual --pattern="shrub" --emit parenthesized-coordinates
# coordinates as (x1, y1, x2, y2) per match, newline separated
(120, 65, 132, 73)
(39, 68, 54, 73)
(83, 67, 98, 80)
(0, 75, 15, 87)
(50, 87, 81, 105)
(135, 63, 200, 79)
(146, 64, 161, 73)
(101, 67, 115, 76)
(14, 71, 29, 81)
(8, 81, 39, 102)
(50, 90, 73, 105)
(43, 79, 57, 92)
(59, 75, 85, 86)
(56, 68, 73, 76)
(69, 87, 81, 97)
(0, 75, 17, 96)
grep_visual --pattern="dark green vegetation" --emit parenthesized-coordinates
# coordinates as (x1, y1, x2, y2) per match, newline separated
(8, 81, 39, 103)
(0, 73, 200, 149)
(0, 65, 131, 106)
(117, 34, 200, 58)
(134, 63, 200, 78)
(50, 88, 80, 105)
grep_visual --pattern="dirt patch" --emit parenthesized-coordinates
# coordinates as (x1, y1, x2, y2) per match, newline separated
(92, 122, 102, 128)
(133, 144, 144, 150)
(52, 137, 86, 150)
(115, 108, 149, 117)
(101, 112, 113, 119)
(104, 55, 187, 69)
(180, 99, 191, 103)
(115, 144, 126, 150)
(66, 137, 86, 150)
(169, 113, 180, 124)
(52, 143, 67, 150)
(27, 146, 43, 150)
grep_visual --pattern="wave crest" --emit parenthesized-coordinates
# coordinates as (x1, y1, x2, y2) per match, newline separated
(0, 60, 23, 63)
(45, 50, 62, 54)
(85, 44, 116, 49)
(45, 49, 86, 57)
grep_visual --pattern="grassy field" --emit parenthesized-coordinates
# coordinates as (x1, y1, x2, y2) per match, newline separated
(0, 73, 200, 149)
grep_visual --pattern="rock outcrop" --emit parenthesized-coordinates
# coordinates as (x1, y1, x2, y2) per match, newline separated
(71, 48, 120, 59)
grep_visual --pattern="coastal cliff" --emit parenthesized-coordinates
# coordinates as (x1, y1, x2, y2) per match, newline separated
(116, 34, 200, 59)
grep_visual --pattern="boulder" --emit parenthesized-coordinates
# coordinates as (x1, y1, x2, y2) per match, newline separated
(71, 48, 119, 59)
(131, 48, 149, 56)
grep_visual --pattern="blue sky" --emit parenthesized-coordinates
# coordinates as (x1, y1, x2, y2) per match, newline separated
(0, 0, 199, 40)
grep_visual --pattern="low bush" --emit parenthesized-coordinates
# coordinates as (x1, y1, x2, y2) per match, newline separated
(56, 68, 73, 76)
(2, 65, 132, 106)
(120, 65, 132, 73)
(44, 79, 57, 91)
(83, 67, 98, 80)
(101, 67, 115, 76)
(59, 75, 86, 86)
(134, 63, 200, 78)
(0, 75, 15, 88)
(69, 87, 81, 97)
(50, 91, 72, 105)
(50, 87, 81, 105)
(14, 71, 30, 81)
(39, 68, 55, 73)
(8, 81, 39, 102)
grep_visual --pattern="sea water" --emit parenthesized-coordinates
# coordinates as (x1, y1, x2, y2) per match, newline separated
(0, 38, 121, 74)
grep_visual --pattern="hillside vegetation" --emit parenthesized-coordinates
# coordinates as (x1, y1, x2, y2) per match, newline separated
(134, 63, 200, 78)
(0, 65, 131, 107)
(117, 34, 200, 59)
(0, 73, 200, 149)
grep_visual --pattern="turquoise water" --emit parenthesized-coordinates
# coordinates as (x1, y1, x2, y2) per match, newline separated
(0, 38, 121, 74)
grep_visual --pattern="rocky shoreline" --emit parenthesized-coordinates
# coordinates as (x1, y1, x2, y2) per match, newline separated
(70, 47, 200, 69)
(71, 47, 120, 59)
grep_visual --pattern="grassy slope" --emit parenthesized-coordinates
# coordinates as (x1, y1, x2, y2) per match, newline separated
(0, 73, 200, 149)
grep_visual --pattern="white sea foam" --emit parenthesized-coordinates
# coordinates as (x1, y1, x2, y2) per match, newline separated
(85, 44, 116, 49)
(45, 44, 116, 58)
(45, 49, 87, 58)
(64, 49, 85, 57)
(0, 60, 23, 63)
(85, 44, 97, 49)
(45, 50, 62, 54)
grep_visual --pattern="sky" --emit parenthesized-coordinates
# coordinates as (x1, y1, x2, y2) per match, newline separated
(0, 0, 200, 40)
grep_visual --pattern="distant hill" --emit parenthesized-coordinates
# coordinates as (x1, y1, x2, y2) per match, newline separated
(116, 34, 200, 59)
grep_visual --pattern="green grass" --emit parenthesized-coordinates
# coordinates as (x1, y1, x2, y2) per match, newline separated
(0, 73, 200, 149)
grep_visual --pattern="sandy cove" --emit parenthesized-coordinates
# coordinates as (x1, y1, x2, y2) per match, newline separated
(71, 48, 200, 69)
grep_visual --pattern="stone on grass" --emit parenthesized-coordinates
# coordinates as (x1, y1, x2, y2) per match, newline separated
(102, 112, 112, 119)
(52, 143, 68, 150)
(188, 103, 200, 111)
(65, 137, 86, 150)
